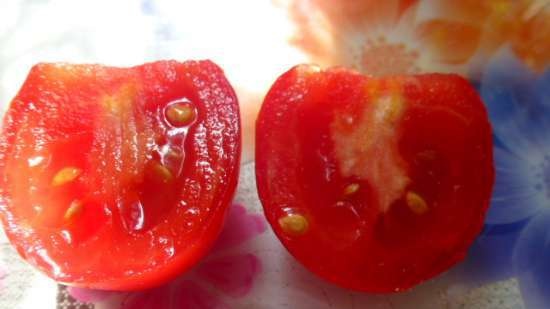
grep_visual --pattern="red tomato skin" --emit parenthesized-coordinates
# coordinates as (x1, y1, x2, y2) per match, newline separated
(0, 60, 241, 290)
(256, 65, 494, 293)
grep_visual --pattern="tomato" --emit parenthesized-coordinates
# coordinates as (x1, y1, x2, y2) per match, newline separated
(256, 65, 494, 293)
(0, 60, 241, 290)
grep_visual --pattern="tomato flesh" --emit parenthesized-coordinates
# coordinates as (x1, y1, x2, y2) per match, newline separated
(256, 66, 494, 293)
(0, 60, 241, 290)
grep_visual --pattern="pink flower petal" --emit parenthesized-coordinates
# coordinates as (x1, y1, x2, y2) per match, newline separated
(175, 281, 230, 309)
(122, 287, 171, 309)
(197, 254, 261, 298)
(122, 281, 230, 309)
(213, 204, 267, 251)
(67, 287, 117, 303)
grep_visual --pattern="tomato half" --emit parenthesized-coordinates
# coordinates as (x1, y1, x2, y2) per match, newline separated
(256, 65, 494, 293)
(0, 60, 241, 290)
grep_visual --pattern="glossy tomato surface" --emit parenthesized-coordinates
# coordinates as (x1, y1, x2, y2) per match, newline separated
(0, 60, 241, 290)
(256, 65, 494, 293)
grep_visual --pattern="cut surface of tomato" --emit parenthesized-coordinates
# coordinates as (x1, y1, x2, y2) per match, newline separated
(0, 60, 241, 290)
(256, 65, 494, 293)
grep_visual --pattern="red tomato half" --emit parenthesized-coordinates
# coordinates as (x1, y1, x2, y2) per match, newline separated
(256, 65, 494, 293)
(0, 60, 241, 290)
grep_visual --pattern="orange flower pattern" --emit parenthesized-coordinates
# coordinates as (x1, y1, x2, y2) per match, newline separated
(286, 0, 549, 75)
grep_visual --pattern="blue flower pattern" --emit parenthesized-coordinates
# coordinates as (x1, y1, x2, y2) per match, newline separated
(467, 48, 550, 309)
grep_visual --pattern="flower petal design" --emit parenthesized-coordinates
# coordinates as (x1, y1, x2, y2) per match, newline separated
(286, 0, 404, 70)
(480, 49, 548, 155)
(470, 46, 550, 308)
(175, 281, 230, 309)
(122, 287, 170, 309)
(534, 69, 550, 109)
(513, 210, 550, 273)
(67, 286, 117, 303)
(419, 0, 498, 24)
(453, 219, 526, 285)
(511, 4, 550, 72)
(213, 204, 266, 251)
(486, 145, 543, 224)
(398, 0, 419, 17)
(416, 19, 481, 64)
(305, 0, 402, 29)
(480, 49, 550, 226)
(197, 254, 261, 298)
(513, 209, 550, 309)
(122, 281, 230, 309)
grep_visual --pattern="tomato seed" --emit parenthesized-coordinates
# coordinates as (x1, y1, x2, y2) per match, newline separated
(406, 191, 428, 214)
(165, 101, 196, 127)
(150, 162, 174, 183)
(52, 167, 82, 186)
(343, 183, 360, 196)
(64, 200, 84, 220)
(278, 213, 309, 236)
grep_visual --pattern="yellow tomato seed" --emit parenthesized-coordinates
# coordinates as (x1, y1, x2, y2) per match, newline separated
(64, 200, 84, 220)
(406, 191, 429, 214)
(279, 214, 309, 236)
(52, 167, 82, 186)
(152, 162, 174, 183)
(166, 103, 196, 127)
(343, 183, 360, 196)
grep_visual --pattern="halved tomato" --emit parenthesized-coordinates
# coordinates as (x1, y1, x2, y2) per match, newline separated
(0, 60, 241, 290)
(256, 65, 494, 293)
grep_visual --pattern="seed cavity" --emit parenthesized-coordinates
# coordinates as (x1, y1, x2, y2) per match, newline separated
(343, 183, 360, 196)
(123, 200, 145, 232)
(149, 161, 174, 184)
(52, 167, 82, 186)
(278, 213, 309, 236)
(165, 101, 196, 127)
(406, 191, 428, 214)
(64, 200, 84, 221)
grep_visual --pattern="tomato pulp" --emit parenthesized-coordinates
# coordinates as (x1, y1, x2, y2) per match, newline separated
(0, 60, 241, 290)
(256, 65, 494, 293)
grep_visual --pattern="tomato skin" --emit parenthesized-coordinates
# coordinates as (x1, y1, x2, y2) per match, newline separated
(0, 60, 241, 290)
(256, 65, 494, 293)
